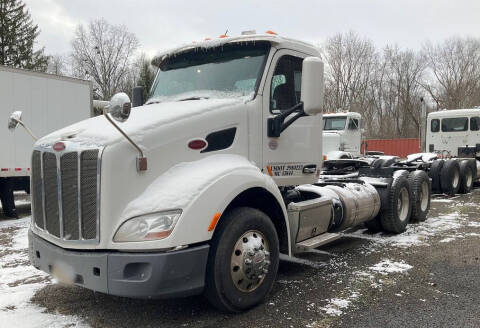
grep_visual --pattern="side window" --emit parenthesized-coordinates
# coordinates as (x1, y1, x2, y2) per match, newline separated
(471, 117, 480, 131)
(270, 55, 303, 112)
(348, 118, 359, 130)
(431, 119, 440, 133)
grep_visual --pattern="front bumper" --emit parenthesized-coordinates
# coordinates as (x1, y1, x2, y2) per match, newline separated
(28, 230, 209, 298)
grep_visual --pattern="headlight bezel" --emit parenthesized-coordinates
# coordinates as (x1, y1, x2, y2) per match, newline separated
(113, 209, 182, 242)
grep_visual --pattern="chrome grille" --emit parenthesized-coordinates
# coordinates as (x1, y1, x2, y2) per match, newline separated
(80, 150, 99, 240)
(44, 152, 60, 237)
(31, 147, 101, 243)
(31, 151, 44, 229)
(61, 152, 79, 240)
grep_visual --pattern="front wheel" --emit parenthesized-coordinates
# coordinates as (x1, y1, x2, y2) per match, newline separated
(205, 207, 279, 312)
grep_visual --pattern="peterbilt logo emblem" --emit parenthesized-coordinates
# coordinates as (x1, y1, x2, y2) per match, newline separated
(53, 142, 66, 151)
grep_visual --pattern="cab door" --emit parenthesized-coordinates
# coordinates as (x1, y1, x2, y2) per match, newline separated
(262, 49, 322, 186)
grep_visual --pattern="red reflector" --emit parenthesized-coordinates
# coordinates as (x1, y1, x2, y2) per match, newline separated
(15, 168, 21, 171)
(1, 168, 9, 172)
(53, 142, 66, 151)
(188, 139, 207, 150)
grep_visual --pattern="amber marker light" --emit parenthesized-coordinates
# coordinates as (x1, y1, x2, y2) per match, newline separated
(208, 212, 222, 231)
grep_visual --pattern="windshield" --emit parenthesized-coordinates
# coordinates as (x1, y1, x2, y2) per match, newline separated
(148, 42, 270, 103)
(323, 117, 347, 131)
(441, 117, 468, 132)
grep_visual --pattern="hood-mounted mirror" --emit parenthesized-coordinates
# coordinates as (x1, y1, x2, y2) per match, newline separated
(7, 111, 38, 140)
(103, 92, 147, 171)
(8, 111, 22, 130)
(108, 92, 132, 122)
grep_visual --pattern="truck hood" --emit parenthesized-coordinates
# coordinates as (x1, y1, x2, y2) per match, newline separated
(322, 132, 343, 154)
(37, 97, 246, 148)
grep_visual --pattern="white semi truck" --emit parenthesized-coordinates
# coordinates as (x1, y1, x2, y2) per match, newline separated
(321, 110, 479, 196)
(13, 33, 432, 312)
(0, 66, 93, 218)
(322, 111, 363, 160)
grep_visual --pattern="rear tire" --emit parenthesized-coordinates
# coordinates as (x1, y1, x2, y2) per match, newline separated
(440, 159, 460, 195)
(380, 174, 412, 233)
(459, 160, 473, 194)
(429, 159, 444, 193)
(205, 207, 279, 312)
(408, 170, 431, 222)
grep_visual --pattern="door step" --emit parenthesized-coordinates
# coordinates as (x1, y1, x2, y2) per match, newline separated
(295, 232, 341, 252)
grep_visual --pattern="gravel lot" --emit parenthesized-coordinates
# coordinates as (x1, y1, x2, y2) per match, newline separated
(1, 190, 479, 327)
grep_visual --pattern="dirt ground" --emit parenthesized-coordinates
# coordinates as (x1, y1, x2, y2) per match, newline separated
(1, 190, 479, 327)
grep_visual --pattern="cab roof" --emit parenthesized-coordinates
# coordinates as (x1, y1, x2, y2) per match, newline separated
(152, 34, 321, 67)
(323, 112, 361, 119)
(428, 108, 480, 119)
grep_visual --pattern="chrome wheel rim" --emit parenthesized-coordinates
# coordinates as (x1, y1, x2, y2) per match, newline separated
(420, 181, 429, 212)
(397, 187, 410, 221)
(452, 169, 460, 189)
(466, 169, 473, 188)
(231, 230, 270, 293)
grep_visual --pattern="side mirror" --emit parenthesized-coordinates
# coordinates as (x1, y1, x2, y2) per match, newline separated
(108, 92, 132, 122)
(8, 111, 22, 130)
(132, 86, 144, 108)
(301, 57, 324, 115)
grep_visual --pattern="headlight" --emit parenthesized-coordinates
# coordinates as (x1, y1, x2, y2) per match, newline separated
(113, 210, 182, 242)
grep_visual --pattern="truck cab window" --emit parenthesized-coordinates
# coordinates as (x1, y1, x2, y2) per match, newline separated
(270, 55, 303, 112)
(470, 117, 480, 131)
(431, 119, 440, 132)
(348, 118, 359, 130)
(441, 117, 468, 132)
(323, 117, 347, 130)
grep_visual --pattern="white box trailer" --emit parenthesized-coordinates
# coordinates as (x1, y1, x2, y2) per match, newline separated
(0, 65, 92, 217)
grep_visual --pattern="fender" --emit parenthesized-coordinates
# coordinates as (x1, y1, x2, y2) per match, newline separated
(115, 154, 289, 251)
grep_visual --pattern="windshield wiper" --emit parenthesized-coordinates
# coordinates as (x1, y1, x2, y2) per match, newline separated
(178, 96, 210, 101)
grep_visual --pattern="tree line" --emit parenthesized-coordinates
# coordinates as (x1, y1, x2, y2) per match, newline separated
(322, 31, 480, 138)
(2, 0, 480, 137)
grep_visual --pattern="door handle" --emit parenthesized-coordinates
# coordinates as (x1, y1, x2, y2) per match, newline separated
(303, 164, 317, 174)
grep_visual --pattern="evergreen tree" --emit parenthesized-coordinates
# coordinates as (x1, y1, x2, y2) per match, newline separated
(0, 0, 47, 70)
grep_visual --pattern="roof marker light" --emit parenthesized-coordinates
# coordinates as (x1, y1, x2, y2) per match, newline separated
(265, 30, 277, 35)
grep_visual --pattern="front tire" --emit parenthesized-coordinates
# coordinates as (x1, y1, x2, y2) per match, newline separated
(205, 207, 279, 312)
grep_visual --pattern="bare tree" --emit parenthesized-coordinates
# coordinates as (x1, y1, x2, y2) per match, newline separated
(71, 18, 139, 100)
(46, 54, 68, 75)
(382, 46, 426, 137)
(422, 37, 480, 109)
(322, 31, 378, 125)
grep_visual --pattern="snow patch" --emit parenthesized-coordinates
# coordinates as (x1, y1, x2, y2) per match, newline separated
(0, 218, 86, 327)
(369, 260, 412, 275)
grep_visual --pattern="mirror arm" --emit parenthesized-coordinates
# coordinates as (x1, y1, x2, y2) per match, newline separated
(103, 108, 148, 171)
(280, 110, 307, 134)
(267, 102, 305, 138)
(15, 119, 38, 141)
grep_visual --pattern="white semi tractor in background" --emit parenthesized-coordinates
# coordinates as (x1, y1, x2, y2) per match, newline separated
(11, 33, 433, 312)
(0, 66, 93, 217)
(322, 109, 480, 196)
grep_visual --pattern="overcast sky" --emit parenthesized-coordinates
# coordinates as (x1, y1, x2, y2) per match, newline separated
(23, 0, 480, 58)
